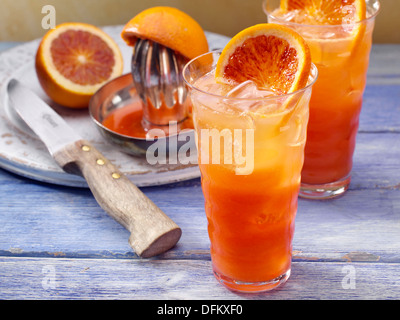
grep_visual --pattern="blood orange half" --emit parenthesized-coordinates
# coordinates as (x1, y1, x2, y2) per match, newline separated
(121, 6, 209, 61)
(36, 23, 123, 109)
(215, 23, 311, 94)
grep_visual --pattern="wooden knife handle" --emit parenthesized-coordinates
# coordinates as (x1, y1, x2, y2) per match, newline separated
(53, 140, 182, 258)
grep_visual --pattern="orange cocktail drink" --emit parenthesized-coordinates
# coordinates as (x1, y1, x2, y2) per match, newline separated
(264, 0, 380, 199)
(184, 46, 317, 292)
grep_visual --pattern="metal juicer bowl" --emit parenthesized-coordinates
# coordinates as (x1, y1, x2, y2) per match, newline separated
(89, 73, 196, 157)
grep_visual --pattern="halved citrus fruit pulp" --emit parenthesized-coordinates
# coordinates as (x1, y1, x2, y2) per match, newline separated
(279, 0, 367, 25)
(121, 6, 209, 61)
(36, 23, 123, 109)
(215, 23, 311, 95)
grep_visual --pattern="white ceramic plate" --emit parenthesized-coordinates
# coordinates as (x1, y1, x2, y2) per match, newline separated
(0, 26, 229, 187)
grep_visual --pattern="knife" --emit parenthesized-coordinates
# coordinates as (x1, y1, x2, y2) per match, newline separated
(7, 79, 182, 258)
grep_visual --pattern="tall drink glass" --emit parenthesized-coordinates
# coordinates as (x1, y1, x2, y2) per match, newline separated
(183, 51, 318, 292)
(263, 0, 380, 199)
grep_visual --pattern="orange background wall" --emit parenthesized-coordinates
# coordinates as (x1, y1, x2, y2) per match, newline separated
(0, 0, 396, 43)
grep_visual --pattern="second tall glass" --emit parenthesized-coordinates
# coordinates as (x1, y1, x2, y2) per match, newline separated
(264, 0, 380, 199)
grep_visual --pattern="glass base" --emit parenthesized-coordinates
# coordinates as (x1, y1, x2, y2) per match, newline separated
(213, 269, 291, 293)
(299, 175, 351, 200)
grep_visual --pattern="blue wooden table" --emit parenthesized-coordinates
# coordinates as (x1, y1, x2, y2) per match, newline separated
(0, 41, 399, 300)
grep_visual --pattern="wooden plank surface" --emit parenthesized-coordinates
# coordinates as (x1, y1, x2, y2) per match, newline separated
(0, 42, 399, 300)
(1, 170, 399, 261)
(1, 257, 399, 300)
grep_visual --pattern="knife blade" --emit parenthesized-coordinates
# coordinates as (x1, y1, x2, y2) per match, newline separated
(7, 79, 181, 258)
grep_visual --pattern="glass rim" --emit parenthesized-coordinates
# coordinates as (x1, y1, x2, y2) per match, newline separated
(183, 49, 318, 102)
(262, 0, 381, 28)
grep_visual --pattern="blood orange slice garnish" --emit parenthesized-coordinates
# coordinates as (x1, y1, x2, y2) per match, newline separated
(215, 23, 311, 95)
(36, 23, 123, 109)
(279, 0, 367, 25)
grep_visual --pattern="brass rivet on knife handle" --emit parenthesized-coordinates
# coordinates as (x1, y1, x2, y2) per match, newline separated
(112, 172, 121, 180)
(53, 139, 182, 258)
